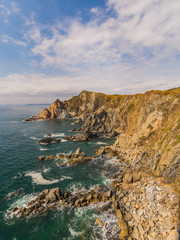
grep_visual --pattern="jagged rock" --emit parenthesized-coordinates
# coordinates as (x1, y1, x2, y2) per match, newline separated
(106, 190, 113, 198)
(116, 209, 129, 239)
(75, 147, 82, 155)
(11, 207, 18, 213)
(39, 137, 61, 144)
(45, 188, 61, 203)
(38, 156, 45, 161)
(96, 218, 104, 227)
(55, 149, 97, 166)
(38, 108, 51, 120)
(123, 173, 133, 184)
(98, 201, 112, 212)
(63, 132, 97, 142)
(24, 88, 180, 183)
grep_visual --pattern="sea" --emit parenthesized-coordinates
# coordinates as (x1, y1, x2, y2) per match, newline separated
(0, 105, 119, 240)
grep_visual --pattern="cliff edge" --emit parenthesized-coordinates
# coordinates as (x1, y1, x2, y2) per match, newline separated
(25, 88, 180, 184)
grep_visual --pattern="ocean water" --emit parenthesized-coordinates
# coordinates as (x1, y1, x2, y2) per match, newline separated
(0, 105, 117, 240)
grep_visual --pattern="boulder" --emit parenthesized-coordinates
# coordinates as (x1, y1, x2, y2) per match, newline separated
(96, 218, 104, 227)
(123, 173, 133, 184)
(38, 156, 45, 161)
(117, 210, 129, 239)
(45, 155, 56, 160)
(10, 207, 18, 213)
(39, 137, 61, 144)
(106, 190, 113, 198)
(45, 188, 61, 203)
(98, 201, 112, 212)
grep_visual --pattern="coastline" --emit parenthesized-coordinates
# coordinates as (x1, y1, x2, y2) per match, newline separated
(9, 88, 180, 239)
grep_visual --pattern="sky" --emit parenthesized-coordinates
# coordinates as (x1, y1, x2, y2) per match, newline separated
(0, 0, 180, 104)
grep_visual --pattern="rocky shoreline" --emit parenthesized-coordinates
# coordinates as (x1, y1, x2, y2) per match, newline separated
(10, 147, 179, 240)
(17, 88, 180, 239)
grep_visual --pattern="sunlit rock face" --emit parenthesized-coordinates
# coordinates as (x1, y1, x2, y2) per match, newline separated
(25, 88, 180, 182)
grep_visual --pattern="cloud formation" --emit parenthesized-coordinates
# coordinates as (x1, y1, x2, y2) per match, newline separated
(26, 0, 180, 70)
(0, 0, 179, 104)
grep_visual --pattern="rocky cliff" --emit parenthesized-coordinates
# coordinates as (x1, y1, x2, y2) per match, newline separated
(25, 88, 180, 183)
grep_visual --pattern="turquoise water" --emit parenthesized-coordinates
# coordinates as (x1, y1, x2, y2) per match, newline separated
(0, 105, 116, 240)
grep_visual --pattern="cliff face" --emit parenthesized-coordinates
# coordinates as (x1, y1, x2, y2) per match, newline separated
(27, 88, 180, 182)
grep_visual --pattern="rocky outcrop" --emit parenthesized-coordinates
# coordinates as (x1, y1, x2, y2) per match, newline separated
(25, 88, 180, 182)
(63, 132, 97, 142)
(38, 148, 98, 166)
(39, 137, 61, 144)
(20, 88, 180, 239)
(56, 148, 98, 166)
(10, 161, 179, 240)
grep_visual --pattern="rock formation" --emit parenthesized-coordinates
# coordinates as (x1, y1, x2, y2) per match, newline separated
(25, 88, 180, 183)
(21, 88, 180, 239)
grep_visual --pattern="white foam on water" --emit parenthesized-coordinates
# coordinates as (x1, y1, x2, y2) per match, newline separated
(39, 142, 48, 145)
(60, 176, 72, 181)
(13, 172, 22, 179)
(30, 136, 36, 140)
(74, 204, 96, 218)
(43, 167, 51, 173)
(4, 193, 37, 223)
(104, 157, 121, 167)
(102, 177, 113, 186)
(67, 183, 84, 193)
(10, 193, 36, 209)
(61, 139, 68, 142)
(25, 171, 59, 185)
(40, 147, 49, 151)
(43, 133, 65, 138)
(69, 226, 83, 237)
(96, 142, 108, 145)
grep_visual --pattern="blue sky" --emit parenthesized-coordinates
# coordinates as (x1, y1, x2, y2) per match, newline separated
(0, 0, 180, 104)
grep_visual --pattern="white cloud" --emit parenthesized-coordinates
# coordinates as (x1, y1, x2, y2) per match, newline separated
(0, 64, 179, 104)
(0, 0, 179, 103)
(0, 34, 27, 47)
(0, 1, 20, 17)
(24, 0, 180, 72)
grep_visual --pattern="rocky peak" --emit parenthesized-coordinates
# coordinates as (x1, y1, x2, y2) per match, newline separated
(49, 98, 65, 118)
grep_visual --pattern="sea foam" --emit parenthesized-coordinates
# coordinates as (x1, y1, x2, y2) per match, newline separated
(25, 171, 59, 185)
(43, 133, 65, 138)
(40, 147, 49, 151)
(96, 142, 108, 145)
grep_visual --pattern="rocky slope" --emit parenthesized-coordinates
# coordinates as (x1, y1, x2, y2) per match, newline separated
(25, 88, 180, 184)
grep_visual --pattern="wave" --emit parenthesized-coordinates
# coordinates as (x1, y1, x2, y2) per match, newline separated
(61, 139, 68, 142)
(96, 142, 108, 145)
(60, 175, 72, 181)
(69, 226, 83, 237)
(40, 148, 49, 151)
(43, 133, 65, 138)
(104, 157, 121, 167)
(4, 193, 37, 222)
(25, 171, 59, 185)
(43, 167, 51, 173)
(30, 136, 37, 140)
(67, 183, 85, 193)
(13, 172, 22, 179)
